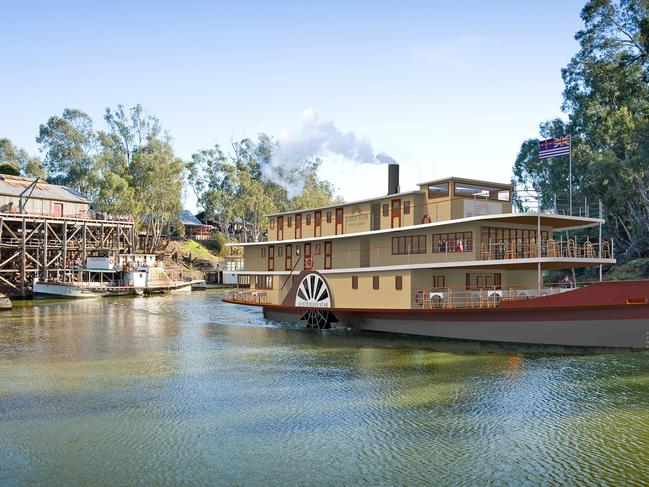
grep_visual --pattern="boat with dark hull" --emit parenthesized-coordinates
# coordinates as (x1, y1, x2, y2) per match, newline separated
(223, 166, 648, 348)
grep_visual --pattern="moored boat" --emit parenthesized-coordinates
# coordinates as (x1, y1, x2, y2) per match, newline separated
(33, 254, 192, 298)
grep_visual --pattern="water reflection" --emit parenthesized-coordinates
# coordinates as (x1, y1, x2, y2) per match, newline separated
(0, 291, 648, 486)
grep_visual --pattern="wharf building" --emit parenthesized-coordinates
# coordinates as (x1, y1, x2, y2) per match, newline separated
(0, 174, 134, 296)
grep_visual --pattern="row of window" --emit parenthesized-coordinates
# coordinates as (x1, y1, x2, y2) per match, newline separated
(269, 199, 414, 231)
(264, 241, 333, 271)
(392, 235, 427, 255)
(433, 232, 474, 253)
(382, 201, 411, 216)
(351, 275, 403, 290)
(391, 233, 474, 255)
(481, 226, 549, 244)
(270, 211, 333, 229)
(426, 182, 511, 202)
(237, 275, 274, 289)
(261, 243, 323, 258)
(351, 273, 503, 292)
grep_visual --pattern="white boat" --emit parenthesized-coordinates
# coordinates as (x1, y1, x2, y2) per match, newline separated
(32, 281, 108, 298)
(33, 254, 192, 299)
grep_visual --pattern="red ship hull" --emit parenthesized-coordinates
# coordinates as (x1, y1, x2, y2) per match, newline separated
(226, 281, 649, 348)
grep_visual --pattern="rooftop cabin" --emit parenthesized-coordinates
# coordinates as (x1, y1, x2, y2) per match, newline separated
(266, 164, 512, 242)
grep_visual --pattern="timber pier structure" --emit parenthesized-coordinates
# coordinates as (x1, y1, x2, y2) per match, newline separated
(0, 213, 134, 296)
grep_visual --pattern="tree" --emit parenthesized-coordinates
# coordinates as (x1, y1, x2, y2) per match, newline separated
(36, 109, 98, 195)
(0, 138, 46, 178)
(98, 104, 161, 174)
(189, 134, 341, 242)
(131, 138, 184, 252)
(286, 159, 342, 210)
(188, 144, 239, 236)
(513, 0, 649, 259)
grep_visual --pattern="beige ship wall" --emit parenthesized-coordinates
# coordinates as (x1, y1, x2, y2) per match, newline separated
(243, 218, 554, 273)
(368, 222, 480, 266)
(410, 268, 540, 307)
(326, 271, 411, 309)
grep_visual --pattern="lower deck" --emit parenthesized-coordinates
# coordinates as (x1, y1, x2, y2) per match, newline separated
(229, 267, 588, 310)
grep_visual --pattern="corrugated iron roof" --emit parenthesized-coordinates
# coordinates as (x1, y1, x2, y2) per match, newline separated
(0, 174, 90, 203)
(180, 209, 209, 226)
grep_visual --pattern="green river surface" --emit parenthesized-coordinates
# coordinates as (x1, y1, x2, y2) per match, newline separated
(1, 290, 649, 486)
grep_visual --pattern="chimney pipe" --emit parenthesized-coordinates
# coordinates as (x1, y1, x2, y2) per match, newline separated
(388, 163, 400, 195)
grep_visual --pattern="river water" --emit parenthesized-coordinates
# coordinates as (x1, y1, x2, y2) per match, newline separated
(0, 290, 648, 486)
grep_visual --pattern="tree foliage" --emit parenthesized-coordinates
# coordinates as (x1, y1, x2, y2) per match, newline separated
(34, 105, 185, 251)
(36, 109, 99, 195)
(0, 138, 46, 178)
(512, 0, 649, 259)
(189, 135, 340, 241)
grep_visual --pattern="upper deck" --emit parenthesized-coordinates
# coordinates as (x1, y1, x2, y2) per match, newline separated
(266, 172, 514, 243)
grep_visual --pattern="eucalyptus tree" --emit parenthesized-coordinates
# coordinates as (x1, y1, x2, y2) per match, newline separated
(36, 109, 99, 196)
(513, 0, 649, 259)
(130, 138, 184, 252)
(0, 138, 45, 178)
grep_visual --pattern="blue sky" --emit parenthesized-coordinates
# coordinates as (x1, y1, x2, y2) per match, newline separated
(1, 0, 584, 209)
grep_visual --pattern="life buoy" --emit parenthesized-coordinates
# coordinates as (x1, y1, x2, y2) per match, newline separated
(422, 215, 431, 224)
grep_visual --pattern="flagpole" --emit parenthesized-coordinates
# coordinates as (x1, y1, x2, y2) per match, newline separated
(569, 134, 572, 216)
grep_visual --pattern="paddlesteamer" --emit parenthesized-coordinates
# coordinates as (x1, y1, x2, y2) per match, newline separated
(224, 164, 649, 348)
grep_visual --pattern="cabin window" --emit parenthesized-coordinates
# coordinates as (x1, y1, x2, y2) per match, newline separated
(395, 275, 403, 290)
(335, 208, 343, 235)
(270, 218, 275, 229)
(324, 241, 332, 269)
(315, 243, 321, 255)
(277, 216, 284, 240)
(326, 211, 332, 223)
(295, 214, 302, 239)
(403, 201, 410, 214)
(285, 244, 292, 270)
(306, 214, 312, 225)
(373, 276, 380, 290)
(287, 216, 292, 227)
(480, 226, 549, 259)
(465, 273, 501, 290)
(432, 232, 473, 253)
(277, 246, 283, 257)
(432, 275, 445, 289)
(392, 235, 427, 255)
(237, 275, 251, 288)
(428, 183, 449, 199)
(454, 183, 510, 201)
(304, 243, 311, 256)
(267, 245, 274, 271)
(352, 276, 358, 289)
(382, 204, 389, 217)
(255, 275, 273, 289)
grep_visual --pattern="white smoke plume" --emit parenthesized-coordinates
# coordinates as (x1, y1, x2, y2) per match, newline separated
(263, 108, 397, 198)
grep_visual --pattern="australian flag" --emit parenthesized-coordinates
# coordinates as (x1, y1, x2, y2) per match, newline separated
(538, 135, 571, 159)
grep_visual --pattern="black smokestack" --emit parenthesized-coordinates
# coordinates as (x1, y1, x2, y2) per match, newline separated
(388, 163, 400, 195)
